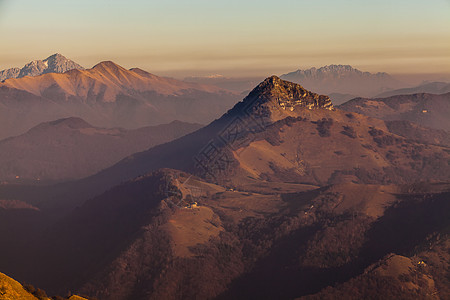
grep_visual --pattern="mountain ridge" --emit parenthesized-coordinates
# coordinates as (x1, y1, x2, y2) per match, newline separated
(0, 60, 240, 140)
(376, 81, 450, 98)
(280, 64, 404, 98)
(1, 60, 226, 101)
(339, 92, 450, 131)
(0, 53, 84, 81)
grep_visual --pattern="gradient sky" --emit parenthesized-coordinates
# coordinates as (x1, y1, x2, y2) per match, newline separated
(0, 0, 449, 78)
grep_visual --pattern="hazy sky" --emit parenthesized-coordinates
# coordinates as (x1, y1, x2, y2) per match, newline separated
(0, 0, 449, 78)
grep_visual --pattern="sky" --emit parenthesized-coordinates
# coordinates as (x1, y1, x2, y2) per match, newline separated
(0, 0, 450, 79)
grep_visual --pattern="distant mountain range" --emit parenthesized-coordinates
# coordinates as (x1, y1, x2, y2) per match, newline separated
(0, 53, 84, 81)
(0, 58, 240, 140)
(280, 65, 404, 99)
(0, 118, 202, 182)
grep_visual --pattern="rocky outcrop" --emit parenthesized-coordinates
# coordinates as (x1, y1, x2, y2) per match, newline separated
(231, 75, 334, 122)
(245, 75, 334, 111)
(0, 68, 20, 82)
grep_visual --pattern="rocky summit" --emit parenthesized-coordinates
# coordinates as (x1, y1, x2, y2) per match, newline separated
(229, 75, 334, 125)
(0, 53, 84, 81)
(247, 75, 334, 110)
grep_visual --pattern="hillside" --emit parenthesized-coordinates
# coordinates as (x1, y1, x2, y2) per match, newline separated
(0, 118, 202, 182)
(0, 61, 239, 139)
(376, 81, 450, 98)
(385, 120, 450, 147)
(339, 92, 450, 131)
(8, 170, 449, 299)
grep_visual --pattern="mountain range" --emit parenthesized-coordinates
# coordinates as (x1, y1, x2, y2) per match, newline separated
(280, 65, 404, 100)
(0, 53, 84, 81)
(0, 118, 202, 183)
(64, 76, 448, 195)
(0, 59, 240, 140)
(0, 76, 448, 299)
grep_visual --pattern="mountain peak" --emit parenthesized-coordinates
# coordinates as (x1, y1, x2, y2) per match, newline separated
(48, 117, 92, 129)
(92, 61, 123, 70)
(0, 53, 84, 81)
(243, 76, 333, 111)
(45, 53, 65, 60)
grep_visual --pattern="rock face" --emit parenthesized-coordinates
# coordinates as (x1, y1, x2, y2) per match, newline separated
(280, 65, 402, 97)
(0, 271, 88, 299)
(0, 53, 84, 81)
(243, 75, 334, 111)
(0, 68, 20, 82)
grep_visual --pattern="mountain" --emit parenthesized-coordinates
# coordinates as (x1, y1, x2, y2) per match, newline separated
(280, 65, 403, 98)
(0, 76, 449, 299)
(0, 61, 240, 140)
(0, 76, 447, 216)
(339, 92, 450, 131)
(376, 81, 450, 98)
(1, 61, 223, 101)
(0, 117, 202, 183)
(73, 76, 448, 195)
(0, 53, 84, 81)
(2, 76, 447, 212)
